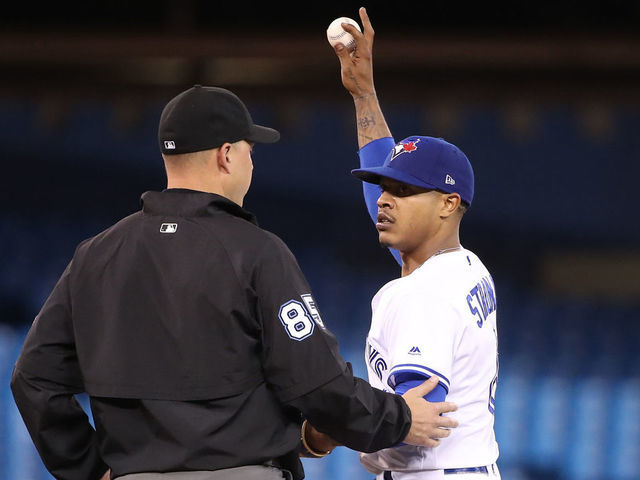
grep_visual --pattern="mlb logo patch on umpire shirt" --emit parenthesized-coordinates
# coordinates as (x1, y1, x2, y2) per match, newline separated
(160, 223, 178, 233)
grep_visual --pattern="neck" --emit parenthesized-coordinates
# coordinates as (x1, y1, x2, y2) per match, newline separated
(166, 177, 223, 195)
(164, 151, 228, 199)
(400, 230, 461, 277)
(166, 177, 243, 206)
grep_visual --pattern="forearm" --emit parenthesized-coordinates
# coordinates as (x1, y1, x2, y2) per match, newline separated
(354, 93, 392, 149)
(289, 366, 410, 453)
(10, 367, 108, 480)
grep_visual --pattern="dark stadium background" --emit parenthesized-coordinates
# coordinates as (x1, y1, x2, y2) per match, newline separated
(1, 2, 639, 479)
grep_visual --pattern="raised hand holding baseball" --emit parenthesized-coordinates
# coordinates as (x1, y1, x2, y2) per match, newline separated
(327, 17, 361, 52)
(331, 7, 376, 98)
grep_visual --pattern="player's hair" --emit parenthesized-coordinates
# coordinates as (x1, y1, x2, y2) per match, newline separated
(457, 201, 469, 217)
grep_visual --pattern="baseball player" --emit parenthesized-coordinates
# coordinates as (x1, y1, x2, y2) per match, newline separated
(330, 7, 501, 479)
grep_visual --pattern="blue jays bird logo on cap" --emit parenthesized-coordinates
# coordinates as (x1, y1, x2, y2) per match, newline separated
(351, 135, 475, 206)
(390, 138, 421, 161)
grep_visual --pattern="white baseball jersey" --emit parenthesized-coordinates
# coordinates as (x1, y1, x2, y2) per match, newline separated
(361, 247, 499, 475)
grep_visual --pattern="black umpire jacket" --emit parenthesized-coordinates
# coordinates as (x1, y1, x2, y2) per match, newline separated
(10, 189, 411, 480)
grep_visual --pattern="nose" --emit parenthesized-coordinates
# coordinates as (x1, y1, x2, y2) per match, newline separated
(377, 190, 394, 209)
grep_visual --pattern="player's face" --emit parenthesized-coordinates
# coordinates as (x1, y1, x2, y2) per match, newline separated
(375, 178, 443, 252)
(229, 140, 254, 205)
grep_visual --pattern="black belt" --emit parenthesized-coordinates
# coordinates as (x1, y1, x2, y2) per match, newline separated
(384, 466, 488, 478)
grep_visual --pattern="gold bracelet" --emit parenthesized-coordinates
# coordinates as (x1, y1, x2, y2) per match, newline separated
(301, 420, 331, 458)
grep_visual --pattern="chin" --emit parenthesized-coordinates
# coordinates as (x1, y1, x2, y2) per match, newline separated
(378, 234, 395, 249)
(379, 234, 408, 253)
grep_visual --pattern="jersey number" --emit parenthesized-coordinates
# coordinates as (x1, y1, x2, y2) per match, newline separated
(279, 300, 314, 341)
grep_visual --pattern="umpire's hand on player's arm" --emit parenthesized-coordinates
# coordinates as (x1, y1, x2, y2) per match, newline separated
(333, 6, 376, 98)
(401, 377, 459, 448)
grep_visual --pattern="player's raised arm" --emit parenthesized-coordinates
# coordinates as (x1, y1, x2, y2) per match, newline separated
(332, 7, 402, 265)
(333, 6, 391, 149)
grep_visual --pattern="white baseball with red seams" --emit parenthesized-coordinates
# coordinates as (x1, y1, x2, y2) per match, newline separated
(326, 17, 361, 51)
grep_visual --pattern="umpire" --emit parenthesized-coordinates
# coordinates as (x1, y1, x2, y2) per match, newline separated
(10, 85, 457, 480)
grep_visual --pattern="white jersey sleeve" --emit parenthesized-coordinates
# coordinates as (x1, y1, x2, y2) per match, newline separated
(384, 294, 456, 394)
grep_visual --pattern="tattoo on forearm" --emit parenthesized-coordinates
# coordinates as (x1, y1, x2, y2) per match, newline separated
(353, 94, 392, 147)
(357, 115, 376, 129)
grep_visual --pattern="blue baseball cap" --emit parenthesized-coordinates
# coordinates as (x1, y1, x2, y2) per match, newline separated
(351, 136, 474, 206)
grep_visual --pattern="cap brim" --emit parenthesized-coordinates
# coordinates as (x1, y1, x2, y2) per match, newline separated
(351, 165, 440, 191)
(246, 124, 280, 144)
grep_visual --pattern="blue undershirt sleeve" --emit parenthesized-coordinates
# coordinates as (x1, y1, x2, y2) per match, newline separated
(394, 378, 448, 403)
(357, 137, 402, 266)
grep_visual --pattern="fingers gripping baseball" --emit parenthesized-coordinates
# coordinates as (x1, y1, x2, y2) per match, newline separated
(402, 377, 459, 447)
(333, 7, 376, 98)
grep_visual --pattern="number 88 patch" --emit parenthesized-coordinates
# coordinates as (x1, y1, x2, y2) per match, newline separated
(278, 294, 323, 341)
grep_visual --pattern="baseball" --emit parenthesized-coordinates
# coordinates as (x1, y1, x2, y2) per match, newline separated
(326, 17, 361, 52)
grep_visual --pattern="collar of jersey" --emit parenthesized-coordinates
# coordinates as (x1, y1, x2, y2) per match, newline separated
(413, 246, 466, 276)
(140, 189, 258, 224)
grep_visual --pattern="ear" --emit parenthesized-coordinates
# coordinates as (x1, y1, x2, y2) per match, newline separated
(216, 142, 232, 174)
(441, 193, 461, 218)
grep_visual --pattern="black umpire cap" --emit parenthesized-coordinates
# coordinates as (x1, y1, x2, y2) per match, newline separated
(158, 85, 280, 155)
